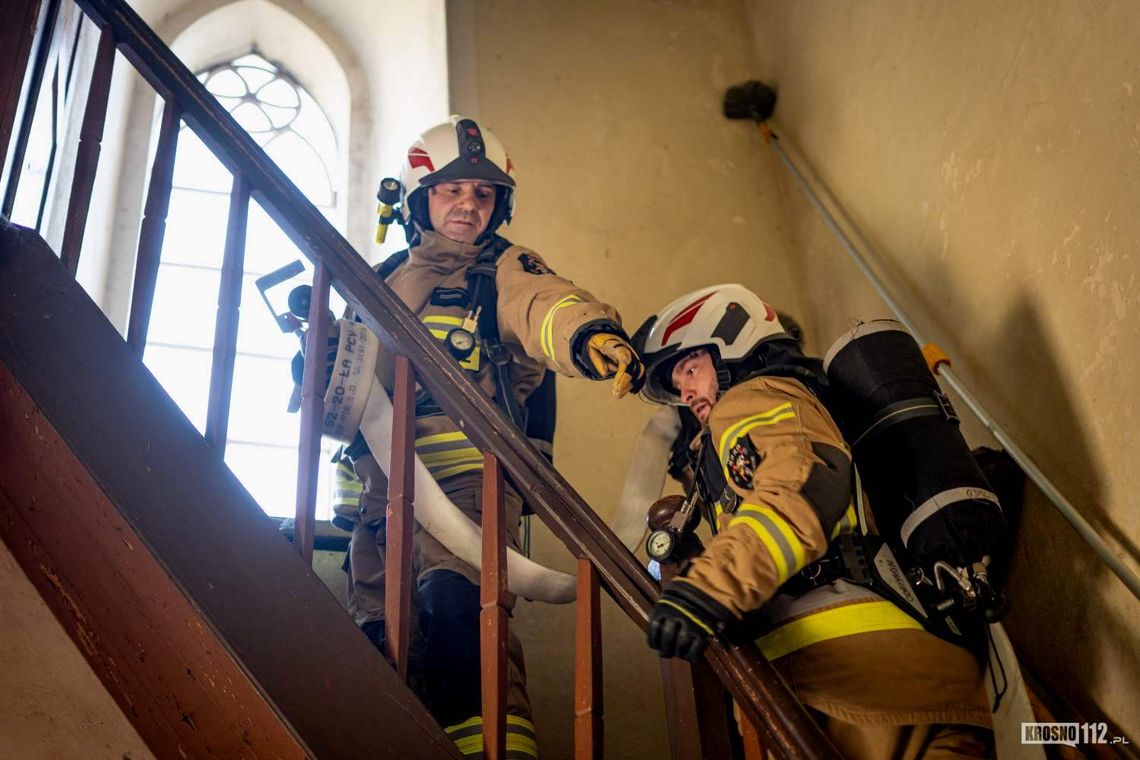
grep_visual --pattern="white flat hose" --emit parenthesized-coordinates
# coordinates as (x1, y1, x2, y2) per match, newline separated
(987, 622, 1046, 760)
(611, 406, 682, 552)
(356, 375, 576, 604)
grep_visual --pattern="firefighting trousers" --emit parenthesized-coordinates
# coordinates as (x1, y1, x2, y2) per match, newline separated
(345, 460, 532, 724)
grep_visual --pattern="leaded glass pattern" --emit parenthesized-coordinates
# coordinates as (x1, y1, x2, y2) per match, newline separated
(144, 51, 345, 519)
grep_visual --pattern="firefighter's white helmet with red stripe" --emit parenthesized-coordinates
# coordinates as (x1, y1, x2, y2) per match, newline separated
(398, 115, 516, 240)
(631, 284, 787, 405)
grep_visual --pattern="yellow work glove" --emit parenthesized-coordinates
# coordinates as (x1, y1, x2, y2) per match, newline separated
(585, 333, 645, 399)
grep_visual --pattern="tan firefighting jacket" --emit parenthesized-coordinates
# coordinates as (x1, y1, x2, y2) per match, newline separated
(671, 375, 992, 727)
(366, 229, 622, 487)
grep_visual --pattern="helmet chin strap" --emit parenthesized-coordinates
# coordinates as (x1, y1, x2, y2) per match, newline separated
(716, 366, 732, 394)
(403, 185, 511, 247)
(713, 353, 733, 393)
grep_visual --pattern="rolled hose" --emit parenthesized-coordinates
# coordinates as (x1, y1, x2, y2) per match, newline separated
(357, 376, 576, 603)
(610, 406, 681, 552)
(326, 320, 575, 603)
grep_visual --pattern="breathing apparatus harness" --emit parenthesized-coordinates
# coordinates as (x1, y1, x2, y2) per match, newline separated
(672, 374, 1002, 650)
(636, 294, 1008, 650)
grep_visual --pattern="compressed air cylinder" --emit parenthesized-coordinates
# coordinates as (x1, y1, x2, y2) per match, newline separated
(823, 320, 1008, 572)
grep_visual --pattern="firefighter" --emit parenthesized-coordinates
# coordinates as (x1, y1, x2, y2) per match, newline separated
(633, 284, 994, 760)
(344, 116, 643, 756)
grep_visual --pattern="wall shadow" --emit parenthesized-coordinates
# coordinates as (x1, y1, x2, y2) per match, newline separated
(931, 275, 1139, 730)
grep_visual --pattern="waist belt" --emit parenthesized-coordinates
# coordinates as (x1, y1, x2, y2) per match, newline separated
(779, 532, 874, 596)
(771, 530, 990, 652)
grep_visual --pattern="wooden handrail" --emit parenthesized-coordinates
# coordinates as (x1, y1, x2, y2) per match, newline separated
(23, 0, 840, 755)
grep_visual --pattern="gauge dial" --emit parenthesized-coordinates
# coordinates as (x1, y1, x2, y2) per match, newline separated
(646, 528, 676, 561)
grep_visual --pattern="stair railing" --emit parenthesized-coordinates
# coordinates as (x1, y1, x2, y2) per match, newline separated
(1, 0, 840, 757)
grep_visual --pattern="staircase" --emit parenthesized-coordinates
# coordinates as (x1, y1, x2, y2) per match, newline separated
(0, 0, 840, 757)
(0, 218, 464, 758)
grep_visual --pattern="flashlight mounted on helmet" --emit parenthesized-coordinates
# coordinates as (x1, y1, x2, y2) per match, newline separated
(374, 177, 403, 244)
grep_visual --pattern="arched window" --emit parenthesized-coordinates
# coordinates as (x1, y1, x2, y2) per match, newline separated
(143, 52, 345, 519)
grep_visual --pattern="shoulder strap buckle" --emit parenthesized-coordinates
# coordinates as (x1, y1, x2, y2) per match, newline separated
(486, 342, 512, 366)
(934, 389, 959, 424)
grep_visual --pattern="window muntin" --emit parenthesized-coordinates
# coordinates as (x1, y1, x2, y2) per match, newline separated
(144, 52, 345, 520)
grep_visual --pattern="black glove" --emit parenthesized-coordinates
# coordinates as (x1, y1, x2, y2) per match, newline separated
(646, 583, 734, 662)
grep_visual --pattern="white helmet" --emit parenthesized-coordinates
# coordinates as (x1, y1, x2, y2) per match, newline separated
(631, 284, 787, 405)
(398, 115, 516, 243)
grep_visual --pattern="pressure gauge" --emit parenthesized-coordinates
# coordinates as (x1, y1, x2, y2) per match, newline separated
(446, 327, 477, 361)
(646, 528, 677, 563)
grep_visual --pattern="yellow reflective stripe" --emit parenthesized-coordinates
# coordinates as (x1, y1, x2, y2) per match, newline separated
(452, 735, 483, 755)
(831, 504, 857, 539)
(541, 295, 583, 360)
(657, 598, 714, 636)
(445, 716, 484, 734)
(756, 600, 924, 661)
(731, 503, 807, 581)
(416, 431, 471, 447)
(506, 735, 539, 756)
(717, 402, 795, 463)
(506, 715, 535, 731)
(445, 715, 537, 757)
(333, 463, 362, 507)
(419, 448, 483, 466)
(763, 507, 806, 571)
(423, 315, 465, 327)
(432, 462, 485, 480)
(730, 515, 790, 583)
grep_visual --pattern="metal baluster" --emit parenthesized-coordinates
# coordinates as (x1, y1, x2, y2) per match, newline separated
(59, 23, 114, 277)
(574, 558, 603, 760)
(203, 173, 248, 452)
(294, 263, 329, 565)
(126, 99, 180, 356)
(385, 354, 415, 680)
(481, 452, 508, 760)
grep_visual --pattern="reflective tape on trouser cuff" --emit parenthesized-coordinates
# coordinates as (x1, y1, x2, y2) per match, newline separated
(756, 599, 924, 661)
(416, 431, 484, 480)
(445, 715, 538, 759)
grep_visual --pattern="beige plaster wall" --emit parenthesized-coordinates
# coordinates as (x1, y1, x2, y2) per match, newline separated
(0, 542, 154, 759)
(449, 1, 805, 757)
(747, 0, 1140, 735)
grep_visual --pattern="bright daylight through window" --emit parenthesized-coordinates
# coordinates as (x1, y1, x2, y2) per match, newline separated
(144, 52, 344, 519)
